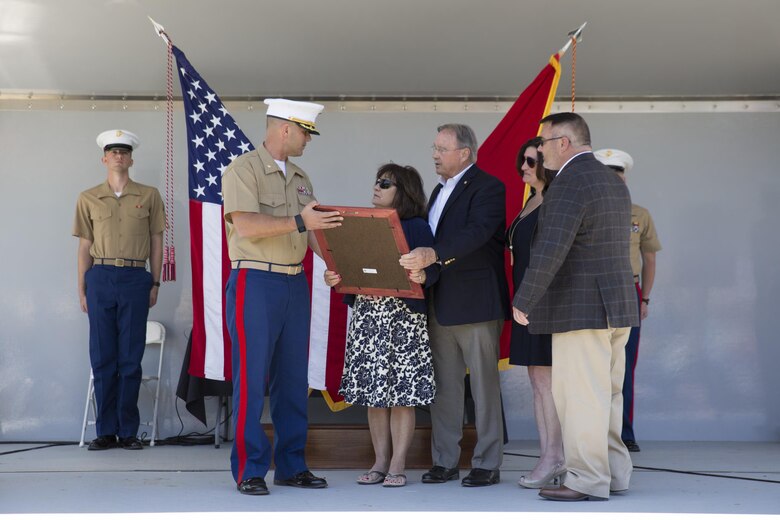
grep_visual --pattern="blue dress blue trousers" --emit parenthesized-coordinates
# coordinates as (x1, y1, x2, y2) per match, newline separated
(226, 268, 310, 483)
(86, 265, 151, 438)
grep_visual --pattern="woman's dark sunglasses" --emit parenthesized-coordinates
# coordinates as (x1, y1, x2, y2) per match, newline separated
(375, 178, 395, 189)
(522, 156, 537, 169)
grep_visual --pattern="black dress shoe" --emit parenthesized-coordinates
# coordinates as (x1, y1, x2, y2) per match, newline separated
(87, 435, 117, 451)
(238, 477, 269, 495)
(273, 470, 328, 488)
(421, 465, 459, 483)
(461, 468, 500, 487)
(624, 440, 641, 452)
(119, 436, 143, 450)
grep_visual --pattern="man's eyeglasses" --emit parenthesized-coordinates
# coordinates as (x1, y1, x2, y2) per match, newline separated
(521, 156, 538, 169)
(431, 145, 465, 155)
(375, 178, 395, 189)
(539, 136, 567, 146)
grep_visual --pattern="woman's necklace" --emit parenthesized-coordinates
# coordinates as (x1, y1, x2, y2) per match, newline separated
(507, 195, 542, 266)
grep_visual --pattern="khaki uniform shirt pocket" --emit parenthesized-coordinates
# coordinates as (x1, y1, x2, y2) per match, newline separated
(258, 193, 287, 217)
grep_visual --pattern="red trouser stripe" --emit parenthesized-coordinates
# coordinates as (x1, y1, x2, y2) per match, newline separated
(235, 269, 248, 483)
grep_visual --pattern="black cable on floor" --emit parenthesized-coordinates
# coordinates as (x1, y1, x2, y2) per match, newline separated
(0, 442, 77, 456)
(503, 451, 780, 485)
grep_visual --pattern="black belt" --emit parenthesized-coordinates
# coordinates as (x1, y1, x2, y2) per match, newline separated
(94, 258, 146, 268)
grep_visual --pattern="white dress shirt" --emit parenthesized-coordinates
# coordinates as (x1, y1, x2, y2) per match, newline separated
(428, 164, 471, 235)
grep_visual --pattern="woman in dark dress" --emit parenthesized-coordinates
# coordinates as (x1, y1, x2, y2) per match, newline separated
(324, 164, 437, 488)
(507, 137, 565, 489)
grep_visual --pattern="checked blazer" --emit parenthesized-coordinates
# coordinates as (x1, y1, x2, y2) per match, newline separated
(513, 152, 639, 335)
(428, 164, 510, 327)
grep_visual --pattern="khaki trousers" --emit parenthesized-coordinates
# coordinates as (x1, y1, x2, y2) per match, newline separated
(552, 327, 633, 498)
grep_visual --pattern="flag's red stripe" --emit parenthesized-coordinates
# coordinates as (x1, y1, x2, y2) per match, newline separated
(188, 199, 207, 378)
(235, 269, 249, 483)
(324, 288, 348, 403)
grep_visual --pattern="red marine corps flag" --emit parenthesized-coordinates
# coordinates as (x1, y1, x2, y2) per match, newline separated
(476, 44, 573, 366)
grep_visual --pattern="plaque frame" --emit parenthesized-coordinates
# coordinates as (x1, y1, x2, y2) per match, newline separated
(313, 206, 424, 299)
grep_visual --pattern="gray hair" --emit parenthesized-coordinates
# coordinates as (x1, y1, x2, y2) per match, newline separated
(437, 123, 478, 162)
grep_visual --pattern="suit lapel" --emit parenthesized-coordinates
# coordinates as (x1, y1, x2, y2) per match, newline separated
(428, 183, 443, 212)
(438, 165, 476, 223)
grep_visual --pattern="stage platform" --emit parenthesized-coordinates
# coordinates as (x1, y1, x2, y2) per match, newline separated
(0, 440, 778, 518)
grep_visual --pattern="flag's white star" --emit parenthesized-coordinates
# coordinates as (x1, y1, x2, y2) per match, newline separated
(193, 185, 206, 197)
(215, 139, 226, 151)
(219, 105, 229, 116)
(218, 163, 228, 175)
(190, 80, 202, 91)
(205, 91, 217, 104)
(179, 67, 187, 77)
(198, 102, 208, 114)
(224, 128, 236, 141)
(187, 89, 196, 100)
(238, 141, 251, 153)
(218, 191, 223, 200)
(203, 126, 215, 137)
(189, 111, 201, 124)
(193, 160, 205, 173)
(205, 149, 217, 162)
(210, 115, 222, 128)
(205, 173, 218, 186)
(228, 152, 238, 162)
(191, 135, 204, 148)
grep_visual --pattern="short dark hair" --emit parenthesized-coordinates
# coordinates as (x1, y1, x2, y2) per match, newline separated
(516, 137, 555, 194)
(376, 163, 427, 220)
(539, 112, 591, 146)
(437, 123, 478, 162)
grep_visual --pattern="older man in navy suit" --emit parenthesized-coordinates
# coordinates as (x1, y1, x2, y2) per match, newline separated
(401, 124, 509, 487)
(513, 112, 639, 501)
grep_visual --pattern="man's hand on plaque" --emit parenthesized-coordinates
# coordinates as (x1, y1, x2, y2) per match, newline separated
(399, 247, 437, 271)
(302, 201, 343, 230)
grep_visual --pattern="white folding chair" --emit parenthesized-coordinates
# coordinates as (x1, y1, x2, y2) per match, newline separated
(141, 321, 166, 446)
(79, 320, 166, 447)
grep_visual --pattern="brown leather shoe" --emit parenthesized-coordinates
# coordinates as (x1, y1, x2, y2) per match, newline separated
(539, 485, 608, 501)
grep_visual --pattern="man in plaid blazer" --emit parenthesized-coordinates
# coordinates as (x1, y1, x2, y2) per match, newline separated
(513, 112, 639, 501)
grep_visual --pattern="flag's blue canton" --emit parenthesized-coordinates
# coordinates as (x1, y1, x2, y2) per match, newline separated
(173, 46, 255, 204)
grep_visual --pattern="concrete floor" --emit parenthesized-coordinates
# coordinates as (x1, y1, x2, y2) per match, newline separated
(0, 440, 778, 518)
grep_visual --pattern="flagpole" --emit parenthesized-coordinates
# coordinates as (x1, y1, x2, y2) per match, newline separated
(148, 16, 171, 45)
(148, 15, 177, 281)
(558, 21, 587, 58)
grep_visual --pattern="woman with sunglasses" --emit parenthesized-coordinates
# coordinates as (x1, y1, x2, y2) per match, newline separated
(506, 137, 565, 489)
(324, 163, 438, 488)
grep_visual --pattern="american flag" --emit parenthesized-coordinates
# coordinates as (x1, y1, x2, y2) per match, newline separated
(174, 45, 250, 381)
(173, 46, 350, 408)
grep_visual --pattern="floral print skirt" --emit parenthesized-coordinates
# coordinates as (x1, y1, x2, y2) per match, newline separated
(338, 295, 435, 407)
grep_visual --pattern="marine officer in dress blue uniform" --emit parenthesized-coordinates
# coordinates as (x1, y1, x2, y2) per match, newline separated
(74, 130, 166, 451)
(595, 148, 662, 453)
(222, 99, 342, 495)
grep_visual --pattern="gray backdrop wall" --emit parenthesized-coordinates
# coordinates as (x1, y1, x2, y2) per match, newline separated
(1, 106, 778, 442)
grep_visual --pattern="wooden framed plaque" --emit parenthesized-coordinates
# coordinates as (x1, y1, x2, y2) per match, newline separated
(313, 206, 424, 299)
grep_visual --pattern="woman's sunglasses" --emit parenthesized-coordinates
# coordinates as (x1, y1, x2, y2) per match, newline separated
(375, 178, 395, 189)
(521, 156, 537, 169)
